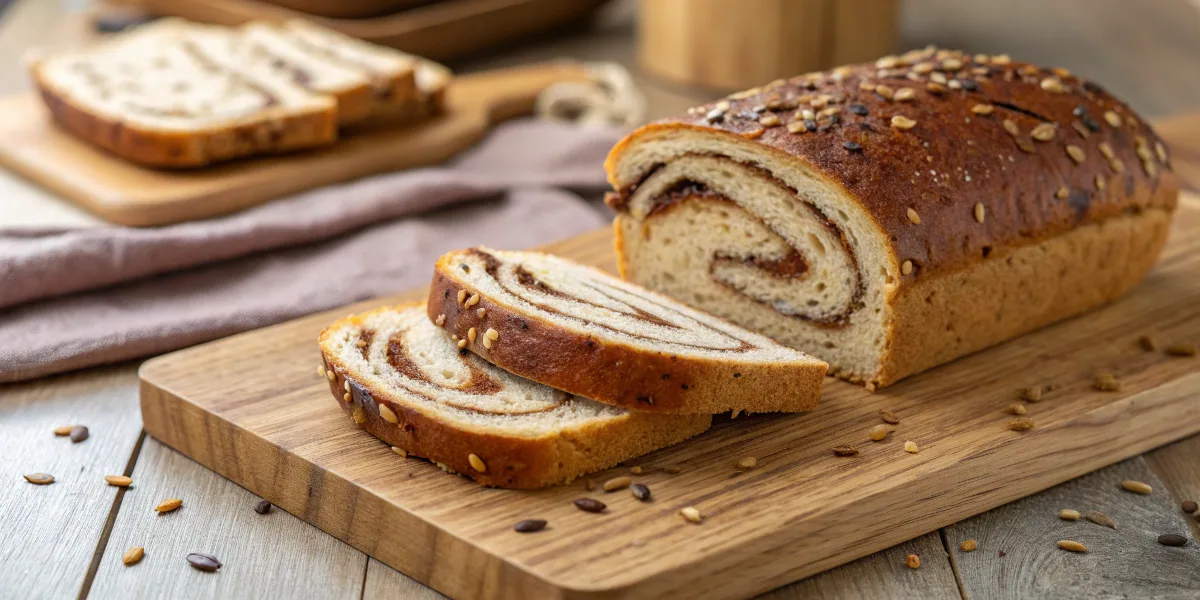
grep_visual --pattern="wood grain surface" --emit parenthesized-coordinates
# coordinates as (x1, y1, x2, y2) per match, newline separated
(136, 196, 1200, 599)
(0, 61, 589, 227)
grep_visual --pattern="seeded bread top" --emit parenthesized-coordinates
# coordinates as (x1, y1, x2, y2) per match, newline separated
(609, 47, 1179, 279)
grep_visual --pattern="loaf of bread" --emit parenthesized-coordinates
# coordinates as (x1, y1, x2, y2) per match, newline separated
(605, 48, 1179, 388)
(319, 304, 710, 488)
(426, 247, 828, 414)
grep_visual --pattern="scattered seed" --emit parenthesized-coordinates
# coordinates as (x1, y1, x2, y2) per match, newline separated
(869, 424, 890, 441)
(23, 473, 54, 485)
(254, 499, 272, 514)
(69, 426, 89, 443)
(585, 479, 596, 491)
(1059, 509, 1081, 521)
(974, 202, 986, 223)
(680, 506, 703, 523)
(317, 365, 326, 378)
(1008, 418, 1035, 432)
(378, 403, 399, 424)
(604, 476, 632, 492)
(904, 440, 919, 454)
(630, 466, 643, 475)
(894, 87, 916, 102)
(573, 498, 606, 513)
(1084, 511, 1116, 529)
(880, 411, 900, 424)
(1139, 335, 1157, 352)
(104, 475, 133, 487)
(457, 290, 466, 304)
(1056, 186, 1069, 200)
(468, 453, 487, 473)
(833, 445, 859, 457)
(960, 539, 977, 552)
(485, 328, 499, 341)
(1040, 77, 1065, 93)
(901, 260, 913, 276)
(631, 483, 652, 502)
(122, 546, 144, 566)
(1158, 533, 1188, 547)
(758, 114, 780, 127)
(326, 369, 336, 382)
(891, 115, 917, 130)
(343, 392, 351, 403)
(391, 446, 408, 458)
(1066, 145, 1086, 164)
(1093, 372, 1122, 392)
(1182, 500, 1198, 514)
(737, 456, 758, 470)
(664, 466, 682, 474)
(843, 141, 863, 153)
(1121, 480, 1152, 495)
(1103, 110, 1122, 128)
(1002, 119, 1020, 136)
(875, 84, 895, 100)
(513, 519, 547, 533)
(1031, 123, 1057, 141)
(475, 308, 485, 319)
(53, 425, 74, 436)
(1057, 540, 1087, 553)
(352, 408, 366, 424)
(906, 207, 921, 224)
(971, 103, 994, 115)
(786, 121, 807, 134)
(155, 498, 183, 513)
(435, 314, 446, 326)
(905, 554, 921, 569)
(467, 327, 477, 343)
(457, 339, 468, 350)
(187, 552, 222, 572)
(926, 82, 947, 95)
(1008, 403, 1027, 416)
(1166, 343, 1197, 357)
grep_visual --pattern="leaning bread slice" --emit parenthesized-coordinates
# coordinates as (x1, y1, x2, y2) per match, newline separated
(319, 303, 710, 489)
(427, 248, 828, 414)
(30, 19, 337, 168)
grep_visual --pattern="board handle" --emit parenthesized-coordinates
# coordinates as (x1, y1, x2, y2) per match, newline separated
(447, 60, 593, 124)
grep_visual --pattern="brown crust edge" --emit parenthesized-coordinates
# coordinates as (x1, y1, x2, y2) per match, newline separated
(31, 63, 338, 169)
(317, 306, 711, 489)
(426, 252, 827, 414)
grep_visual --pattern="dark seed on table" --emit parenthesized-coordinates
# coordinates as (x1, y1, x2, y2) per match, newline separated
(573, 498, 606, 513)
(1182, 500, 1198, 514)
(254, 500, 272, 515)
(1158, 534, 1188, 547)
(186, 552, 222, 572)
(513, 519, 547, 533)
(631, 483, 652, 502)
(69, 426, 89, 443)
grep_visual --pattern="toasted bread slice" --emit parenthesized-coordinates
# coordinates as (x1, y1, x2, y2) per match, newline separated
(427, 248, 828, 414)
(318, 303, 710, 489)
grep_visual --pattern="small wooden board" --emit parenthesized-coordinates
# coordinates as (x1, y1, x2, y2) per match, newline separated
(139, 197, 1200, 600)
(0, 62, 587, 227)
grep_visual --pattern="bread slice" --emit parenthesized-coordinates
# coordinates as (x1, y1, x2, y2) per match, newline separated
(30, 19, 338, 168)
(427, 248, 828, 414)
(318, 303, 711, 489)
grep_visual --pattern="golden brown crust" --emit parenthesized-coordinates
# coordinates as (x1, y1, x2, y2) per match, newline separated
(317, 307, 711, 489)
(605, 48, 1180, 281)
(32, 64, 338, 169)
(426, 253, 826, 414)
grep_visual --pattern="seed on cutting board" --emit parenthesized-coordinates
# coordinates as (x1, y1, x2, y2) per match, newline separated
(254, 500, 272, 515)
(104, 475, 133, 487)
(1020, 386, 1044, 402)
(1083, 511, 1116, 529)
(905, 554, 921, 569)
(53, 425, 74, 436)
(664, 466, 682, 475)
(1008, 418, 1035, 432)
(23, 473, 54, 485)
(186, 552, 222, 572)
(1120, 480, 1152, 495)
(69, 426, 89, 443)
(1008, 403, 1027, 416)
(1182, 500, 1198, 514)
(833, 445, 859, 457)
(1057, 540, 1087, 553)
(1058, 509, 1081, 521)
(604, 476, 632, 492)
(869, 424, 890, 441)
(1093, 372, 1122, 392)
(880, 411, 900, 424)
(1165, 343, 1197, 357)
(468, 453, 487, 473)
(1139, 335, 1157, 352)
(391, 446, 407, 458)
(585, 479, 596, 491)
(122, 546, 144, 566)
(960, 539, 977, 552)
(737, 456, 757, 470)
(631, 483, 652, 502)
(155, 498, 183, 513)
(630, 466, 643, 475)
(456, 289, 467, 304)
(1158, 534, 1188, 547)
(573, 498, 606, 513)
(513, 519, 547, 533)
(680, 506, 703, 523)
(904, 440, 919, 454)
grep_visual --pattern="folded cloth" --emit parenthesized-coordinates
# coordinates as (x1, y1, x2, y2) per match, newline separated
(0, 120, 622, 383)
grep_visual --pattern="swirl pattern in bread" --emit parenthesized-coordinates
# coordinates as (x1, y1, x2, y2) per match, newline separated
(427, 248, 827, 414)
(319, 304, 710, 488)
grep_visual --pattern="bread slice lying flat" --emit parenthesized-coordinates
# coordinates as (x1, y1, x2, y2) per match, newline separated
(31, 19, 338, 168)
(319, 303, 711, 489)
(427, 248, 828, 414)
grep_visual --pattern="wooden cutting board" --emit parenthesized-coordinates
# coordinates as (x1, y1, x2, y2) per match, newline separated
(139, 196, 1200, 600)
(0, 62, 587, 227)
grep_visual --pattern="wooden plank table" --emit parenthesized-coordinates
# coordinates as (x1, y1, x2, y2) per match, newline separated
(4, 0, 1200, 598)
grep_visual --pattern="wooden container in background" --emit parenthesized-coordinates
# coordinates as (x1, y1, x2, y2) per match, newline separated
(638, 0, 898, 91)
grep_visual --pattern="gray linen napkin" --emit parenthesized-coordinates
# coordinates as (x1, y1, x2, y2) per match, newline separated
(0, 119, 623, 382)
